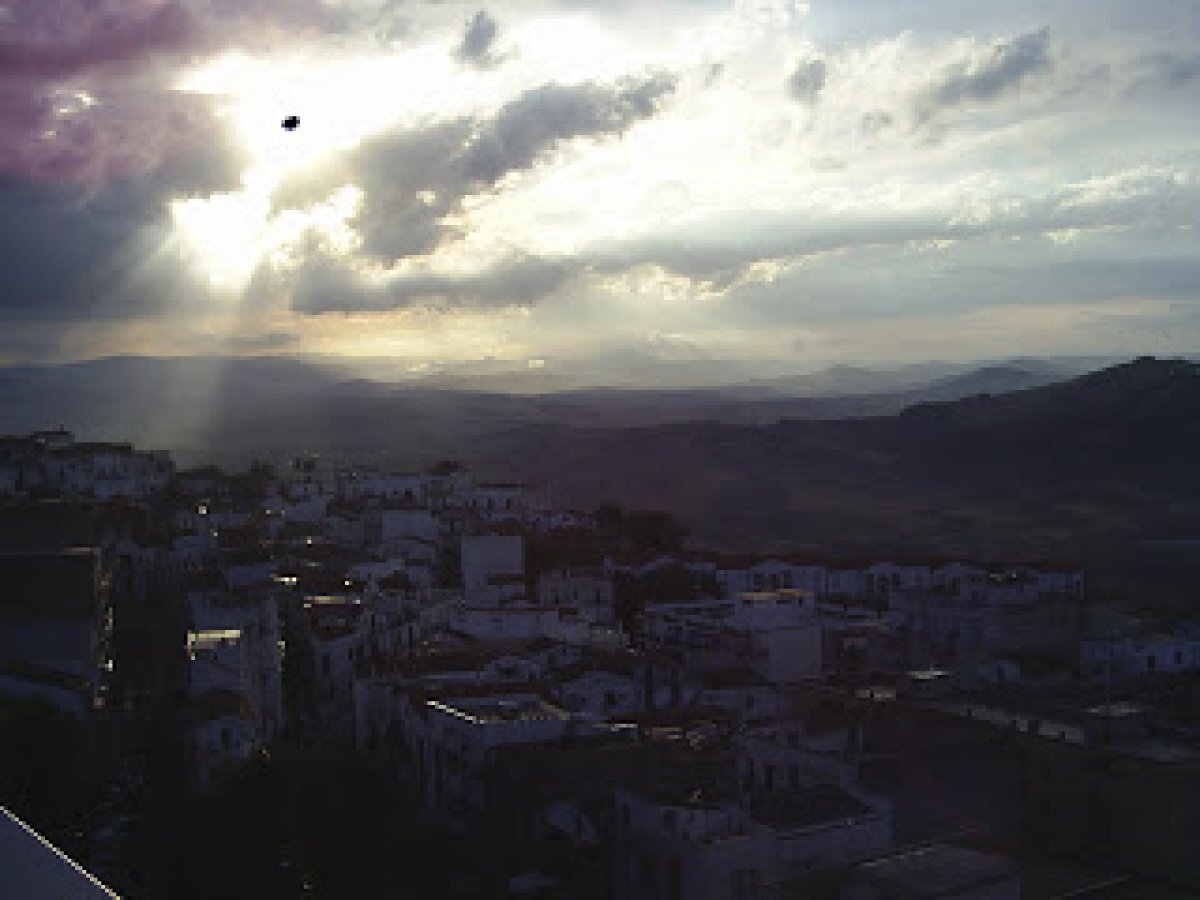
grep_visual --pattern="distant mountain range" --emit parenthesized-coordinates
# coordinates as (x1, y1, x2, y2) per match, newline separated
(0, 353, 1105, 463)
(2, 354, 1197, 576)
(492, 357, 1200, 563)
(352, 352, 1107, 397)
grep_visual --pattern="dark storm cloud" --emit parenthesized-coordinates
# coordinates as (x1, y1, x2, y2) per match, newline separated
(0, 0, 331, 82)
(275, 72, 677, 270)
(0, 129, 242, 321)
(0, 1, 195, 81)
(787, 58, 826, 103)
(457, 10, 501, 67)
(917, 28, 1052, 120)
(0, 0, 328, 186)
(0, 85, 245, 187)
(0, 176, 173, 320)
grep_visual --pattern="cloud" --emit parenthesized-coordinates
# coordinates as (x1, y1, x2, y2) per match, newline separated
(274, 72, 677, 270)
(0, 0, 331, 82)
(0, 176, 184, 320)
(860, 110, 893, 134)
(0, 122, 243, 322)
(1133, 50, 1200, 90)
(0, 1, 196, 81)
(916, 28, 1052, 120)
(464, 74, 676, 181)
(457, 9, 501, 67)
(0, 0, 331, 187)
(258, 246, 577, 315)
(0, 84, 244, 187)
(2, 1, 1198, 365)
(787, 57, 826, 103)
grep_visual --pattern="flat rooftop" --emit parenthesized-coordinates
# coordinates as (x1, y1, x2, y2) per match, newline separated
(429, 694, 570, 725)
(0, 806, 119, 899)
(854, 843, 1016, 896)
(747, 784, 874, 832)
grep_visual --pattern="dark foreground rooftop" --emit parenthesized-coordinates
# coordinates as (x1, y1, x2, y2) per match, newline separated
(0, 805, 119, 899)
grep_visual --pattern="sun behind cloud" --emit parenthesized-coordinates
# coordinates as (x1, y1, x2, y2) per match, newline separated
(168, 42, 483, 290)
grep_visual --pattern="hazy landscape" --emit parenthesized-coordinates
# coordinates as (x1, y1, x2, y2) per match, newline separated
(3, 0, 1199, 895)
(3, 354, 1197, 603)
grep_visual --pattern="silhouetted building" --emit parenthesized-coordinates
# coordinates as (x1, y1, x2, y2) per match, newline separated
(1019, 703, 1200, 888)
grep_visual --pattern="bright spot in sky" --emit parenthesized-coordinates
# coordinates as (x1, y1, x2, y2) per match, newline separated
(170, 187, 272, 291)
(171, 180, 364, 292)
(170, 46, 496, 287)
(177, 47, 481, 181)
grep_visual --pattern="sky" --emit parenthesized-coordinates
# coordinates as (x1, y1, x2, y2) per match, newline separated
(0, 0, 1197, 371)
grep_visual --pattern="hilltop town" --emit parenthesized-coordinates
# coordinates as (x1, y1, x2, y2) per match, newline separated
(1, 429, 1198, 899)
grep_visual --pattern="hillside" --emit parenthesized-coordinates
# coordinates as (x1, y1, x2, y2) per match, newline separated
(2, 354, 1196, 594)
(0, 355, 1075, 463)
(490, 357, 1200, 562)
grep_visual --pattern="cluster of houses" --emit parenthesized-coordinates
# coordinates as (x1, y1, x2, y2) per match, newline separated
(2, 429, 1199, 897)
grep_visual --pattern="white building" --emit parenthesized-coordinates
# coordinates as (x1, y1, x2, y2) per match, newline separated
(538, 568, 616, 623)
(556, 670, 643, 719)
(900, 571, 1082, 667)
(372, 507, 439, 546)
(717, 560, 828, 599)
(461, 534, 526, 607)
(735, 720, 866, 795)
(1080, 627, 1200, 680)
(187, 586, 284, 740)
(614, 779, 891, 900)
(338, 470, 426, 503)
(644, 590, 824, 685)
(20, 436, 174, 500)
(390, 691, 598, 817)
(450, 606, 629, 650)
(188, 690, 261, 786)
(469, 482, 528, 523)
